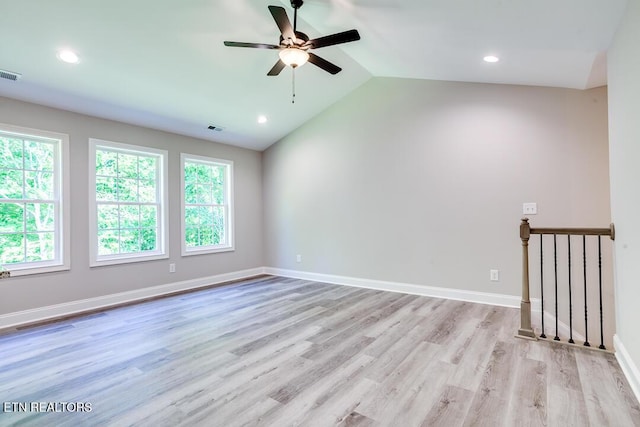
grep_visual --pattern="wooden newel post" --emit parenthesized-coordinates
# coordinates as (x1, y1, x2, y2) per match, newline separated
(518, 218, 537, 339)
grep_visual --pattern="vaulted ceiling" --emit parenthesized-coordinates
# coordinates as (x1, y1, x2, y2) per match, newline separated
(0, 0, 628, 150)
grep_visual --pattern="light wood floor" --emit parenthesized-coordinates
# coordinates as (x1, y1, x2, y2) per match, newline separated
(1, 276, 639, 426)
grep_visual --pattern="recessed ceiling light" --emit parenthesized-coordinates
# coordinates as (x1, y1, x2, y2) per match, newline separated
(57, 49, 79, 64)
(483, 55, 500, 63)
(257, 115, 268, 124)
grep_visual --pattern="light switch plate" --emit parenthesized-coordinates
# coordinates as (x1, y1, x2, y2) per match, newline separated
(523, 202, 537, 215)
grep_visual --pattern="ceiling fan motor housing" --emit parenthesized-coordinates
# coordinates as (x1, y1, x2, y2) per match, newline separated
(280, 31, 309, 46)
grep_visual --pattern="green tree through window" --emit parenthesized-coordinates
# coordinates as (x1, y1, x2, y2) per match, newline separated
(96, 149, 158, 255)
(0, 127, 68, 274)
(182, 154, 233, 255)
(90, 139, 167, 266)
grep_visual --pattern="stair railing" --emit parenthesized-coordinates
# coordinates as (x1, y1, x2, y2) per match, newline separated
(517, 218, 615, 349)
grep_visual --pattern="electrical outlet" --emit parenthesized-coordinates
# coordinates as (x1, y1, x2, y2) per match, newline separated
(490, 269, 500, 281)
(296, 254, 302, 263)
(169, 263, 176, 273)
(522, 202, 537, 215)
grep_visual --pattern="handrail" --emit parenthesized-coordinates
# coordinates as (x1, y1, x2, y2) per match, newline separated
(529, 224, 615, 240)
(517, 218, 615, 342)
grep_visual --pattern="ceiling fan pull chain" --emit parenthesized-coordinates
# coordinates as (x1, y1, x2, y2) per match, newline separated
(292, 67, 296, 104)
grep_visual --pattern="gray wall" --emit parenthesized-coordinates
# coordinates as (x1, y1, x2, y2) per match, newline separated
(0, 96, 263, 315)
(608, 0, 640, 375)
(263, 77, 611, 298)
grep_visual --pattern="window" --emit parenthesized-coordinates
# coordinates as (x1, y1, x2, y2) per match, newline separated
(181, 154, 233, 255)
(89, 139, 168, 266)
(0, 124, 70, 276)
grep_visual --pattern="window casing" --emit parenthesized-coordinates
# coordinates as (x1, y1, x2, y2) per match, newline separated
(89, 139, 168, 266)
(0, 124, 70, 276)
(181, 154, 234, 256)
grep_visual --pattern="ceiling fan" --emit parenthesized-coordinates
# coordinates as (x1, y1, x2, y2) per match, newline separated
(223, 0, 361, 76)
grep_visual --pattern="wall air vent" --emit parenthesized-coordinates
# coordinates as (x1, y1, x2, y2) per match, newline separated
(0, 69, 22, 81)
(207, 125, 224, 132)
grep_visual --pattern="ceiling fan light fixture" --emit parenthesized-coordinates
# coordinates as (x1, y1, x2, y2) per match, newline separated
(279, 48, 309, 68)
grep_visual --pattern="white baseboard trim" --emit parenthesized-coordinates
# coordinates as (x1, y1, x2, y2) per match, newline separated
(264, 267, 520, 308)
(0, 267, 266, 330)
(614, 334, 640, 405)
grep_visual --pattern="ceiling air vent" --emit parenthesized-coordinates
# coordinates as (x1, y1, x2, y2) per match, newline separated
(0, 69, 22, 81)
(207, 125, 224, 132)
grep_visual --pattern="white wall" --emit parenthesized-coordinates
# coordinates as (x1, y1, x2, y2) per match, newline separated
(608, 0, 640, 380)
(0, 96, 263, 315)
(263, 78, 611, 300)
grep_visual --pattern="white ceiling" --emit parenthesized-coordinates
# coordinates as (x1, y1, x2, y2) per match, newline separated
(0, 0, 628, 151)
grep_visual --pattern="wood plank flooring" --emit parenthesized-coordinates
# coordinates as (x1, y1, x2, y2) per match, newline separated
(1, 276, 639, 426)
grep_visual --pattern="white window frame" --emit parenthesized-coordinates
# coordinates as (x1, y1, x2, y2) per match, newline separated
(180, 153, 234, 256)
(89, 138, 168, 267)
(0, 123, 70, 276)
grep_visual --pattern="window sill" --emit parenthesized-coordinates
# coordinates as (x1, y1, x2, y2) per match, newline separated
(181, 246, 235, 257)
(4, 263, 70, 277)
(90, 253, 169, 267)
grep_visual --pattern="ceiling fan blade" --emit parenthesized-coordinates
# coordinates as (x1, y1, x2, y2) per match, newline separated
(305, 29, 360, 49)
(268, 6, 296, 42)
(224, 41, 281, 49)
(267, 59, 286, 76)
(308, 52, 342, 75)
